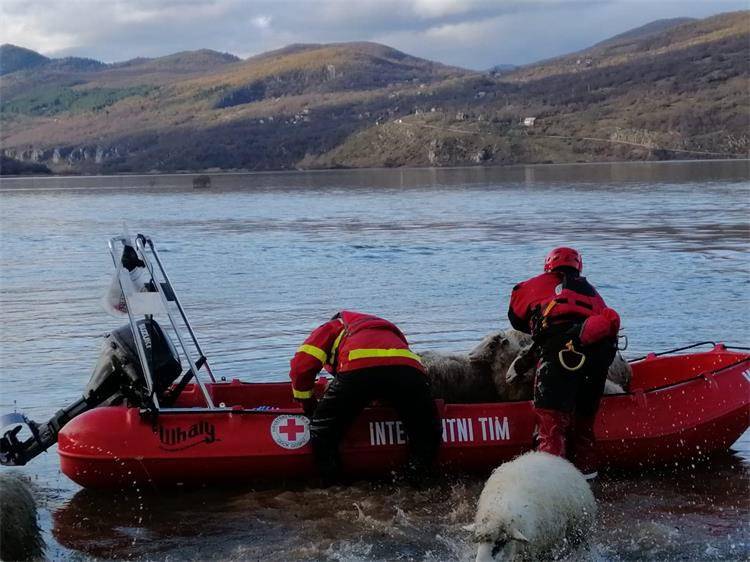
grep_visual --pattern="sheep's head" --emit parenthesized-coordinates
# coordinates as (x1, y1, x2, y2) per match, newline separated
(469, 330, 532, 366)
(474, 527, 529, 562)
(468, 332, 505, 364)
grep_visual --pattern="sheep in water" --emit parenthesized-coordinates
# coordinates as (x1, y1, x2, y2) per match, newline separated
(470, 451, 596, 561)
(421, 329, 631, 403)
(0, 472, 44, 561)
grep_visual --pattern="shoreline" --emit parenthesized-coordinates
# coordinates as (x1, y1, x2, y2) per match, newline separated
(1, 157, 748, 181)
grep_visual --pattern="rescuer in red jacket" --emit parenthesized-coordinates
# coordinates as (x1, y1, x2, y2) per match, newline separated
(289, 310, 440, 483)
(508, 247, 620, 479)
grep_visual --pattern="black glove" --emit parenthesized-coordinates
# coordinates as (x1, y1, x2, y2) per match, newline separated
(301, 397, 318, 418)
(121, 245, 145, 271)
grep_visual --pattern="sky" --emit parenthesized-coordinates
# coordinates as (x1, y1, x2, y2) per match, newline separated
(1, 0, 747, 70)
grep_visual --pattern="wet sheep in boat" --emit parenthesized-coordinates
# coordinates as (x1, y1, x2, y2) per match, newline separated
(421, 329, 532, 403)
(421, 329, 630, 403)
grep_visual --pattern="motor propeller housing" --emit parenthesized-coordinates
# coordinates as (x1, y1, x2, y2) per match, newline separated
(86, 321, 182, 406)
(0, 320, 181, 467)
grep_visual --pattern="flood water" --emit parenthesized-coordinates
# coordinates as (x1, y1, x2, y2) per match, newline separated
(1, 160, 748, 561)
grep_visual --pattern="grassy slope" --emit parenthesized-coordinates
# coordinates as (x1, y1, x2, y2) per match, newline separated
(0, 12, 747, 173)
(309, 11, 749, 169)
(506, 11, 748, 82)
(0, 42, 469, 172)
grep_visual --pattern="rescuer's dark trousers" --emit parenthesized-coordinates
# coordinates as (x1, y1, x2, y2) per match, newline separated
(310, 366, 441, 482)
(533, 331, 616, 471)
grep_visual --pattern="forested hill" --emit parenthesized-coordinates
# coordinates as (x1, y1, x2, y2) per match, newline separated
(1, 10, 747, 174)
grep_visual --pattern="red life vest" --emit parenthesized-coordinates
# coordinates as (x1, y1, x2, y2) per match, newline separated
(509, 272, 608, 337)
(290, 310, 423, 400)
(332, 311, 424, 374)
(579, 307, 621, 346)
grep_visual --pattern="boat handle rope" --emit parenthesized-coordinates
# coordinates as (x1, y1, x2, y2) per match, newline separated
(630, 341, 750, 363)
(629, 341, 717, 363)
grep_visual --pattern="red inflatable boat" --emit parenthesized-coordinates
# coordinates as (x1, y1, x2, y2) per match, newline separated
(57, 343, 749, 489)
(3, 235, 746, 490)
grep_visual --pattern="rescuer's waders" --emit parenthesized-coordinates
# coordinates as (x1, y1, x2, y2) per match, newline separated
(310, 366, 440, 484)
(533, 330, 616, 476)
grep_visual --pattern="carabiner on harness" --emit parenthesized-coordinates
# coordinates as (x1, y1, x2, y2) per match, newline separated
(558, 339, 586, 372)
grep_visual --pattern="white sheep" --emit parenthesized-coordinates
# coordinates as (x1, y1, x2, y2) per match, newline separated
(421, 329, 533, 403)
(0, 472, 44, 561)
(471, 451, 596, 561)
(468, 330, 535, 401)
(605, 352, 632, 391)
(471, 331, 631, 399)
(422, 329, 630, 403)
(603, 377, 625, 394)
(420, 350, 501, 403)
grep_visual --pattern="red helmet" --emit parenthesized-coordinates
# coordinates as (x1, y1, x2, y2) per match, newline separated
(544, 247, 582, 273)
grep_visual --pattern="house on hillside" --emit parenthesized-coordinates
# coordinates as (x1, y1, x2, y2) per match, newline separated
(523, 117, 537, 127)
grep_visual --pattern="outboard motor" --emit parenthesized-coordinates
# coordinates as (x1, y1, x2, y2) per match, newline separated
(0, 320, 181, 466)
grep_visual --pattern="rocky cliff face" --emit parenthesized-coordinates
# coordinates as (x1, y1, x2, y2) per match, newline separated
(3, 144, 127, 168)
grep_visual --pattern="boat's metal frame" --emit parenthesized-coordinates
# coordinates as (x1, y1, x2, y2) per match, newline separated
(107, 234, 225, 413)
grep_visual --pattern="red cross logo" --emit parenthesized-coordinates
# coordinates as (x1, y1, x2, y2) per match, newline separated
(271, 415, 310, 449)
(279, 418, 305, 441)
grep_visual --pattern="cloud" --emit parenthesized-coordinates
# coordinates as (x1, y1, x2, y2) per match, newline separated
(0, 0, 746, 68)
(251, 15, 272, 29)
(411, 0, 484, 18)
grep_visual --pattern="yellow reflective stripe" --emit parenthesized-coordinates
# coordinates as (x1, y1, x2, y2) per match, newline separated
(292, 388, 314, 400)
(330, 330, 345, 362)
(297, 344, 327, 363)
(348, 348, 423, 364)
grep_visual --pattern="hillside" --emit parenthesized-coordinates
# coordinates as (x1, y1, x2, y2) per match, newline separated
(307, 11, 750, 169)
(0, 11, 748, 174)
(591, 17, 696, 47)
(0, 41, 469, 172)
(0, 44, 49, 75)
(206, 42, 466, 105)
(506, 11, 747, 82)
